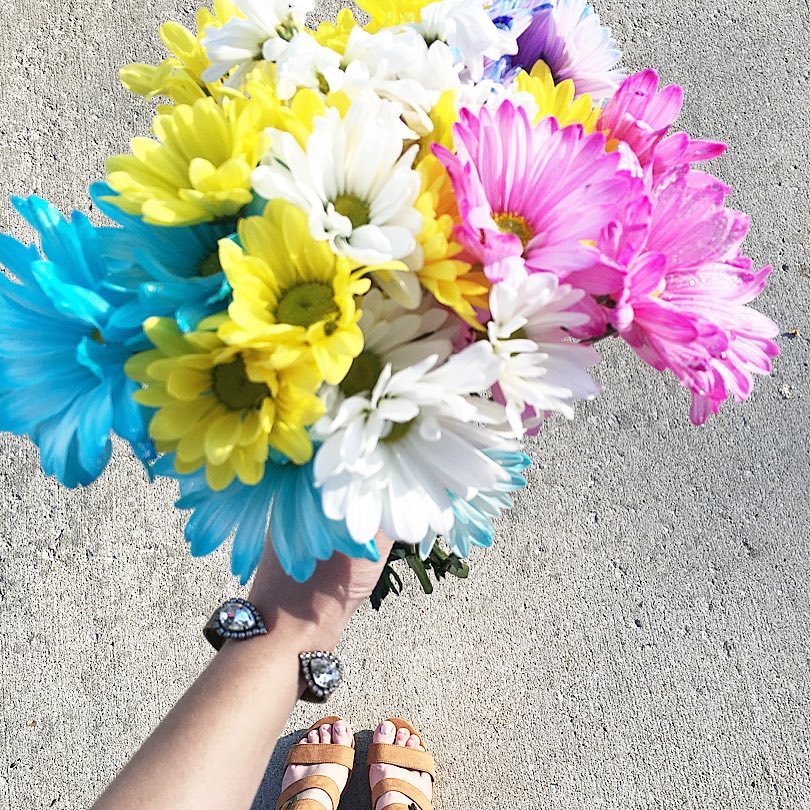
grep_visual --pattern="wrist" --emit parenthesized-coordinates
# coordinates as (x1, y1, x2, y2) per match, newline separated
(246, 592, 353, 652)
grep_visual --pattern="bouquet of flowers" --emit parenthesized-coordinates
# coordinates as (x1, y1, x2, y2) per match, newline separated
(0, 0, 779, 603)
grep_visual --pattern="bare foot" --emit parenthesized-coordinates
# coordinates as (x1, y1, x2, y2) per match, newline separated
(369, 720, 434, 809)
(279, 720, 353, 809)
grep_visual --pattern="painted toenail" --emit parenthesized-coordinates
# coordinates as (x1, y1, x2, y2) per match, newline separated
(380, 721, 393, 733)
(335, 722, 345, 733)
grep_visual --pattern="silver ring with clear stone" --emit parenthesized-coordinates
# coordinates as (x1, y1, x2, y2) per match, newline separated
(203, 598, 267, 651)
(299, 652, 343, 703)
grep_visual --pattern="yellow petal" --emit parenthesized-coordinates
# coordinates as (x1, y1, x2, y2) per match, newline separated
(233, 448, 265, 486)
(206, 461, 236, 492)
(269, 423, 313, 465)
(166, 364, 212, 400)
(176, 412, 216, 464)
(150, 399, 216, 442)
(204, 411, 243, 465)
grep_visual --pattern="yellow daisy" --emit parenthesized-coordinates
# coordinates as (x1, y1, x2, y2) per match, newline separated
(312, 8, 359, 55)
(415, 156, 490, 330)
(516, 61, 600, 132)
(105, 93, 273, 227)
(218, 200, 371, 386)
(126, 318, 324, 491)
(355, 0, 431, 31)
(120, 0, 239, 105)
(417, 88, 458, 164)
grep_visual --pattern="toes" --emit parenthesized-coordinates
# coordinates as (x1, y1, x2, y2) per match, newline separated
(395, 727, 410, 746)
(307, 730, 320, 744)
(406, 734, 422, 749)
(374, 720, 396, 745)
(319, 723, 332, 745)
(333, 720, 353, 746)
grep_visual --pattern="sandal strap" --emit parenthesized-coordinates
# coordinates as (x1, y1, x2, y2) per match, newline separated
(371, 777, 433, 810)
(285, 742, 355, 770)
(367, 743, 436, 780)
(276, 774, 340, 810)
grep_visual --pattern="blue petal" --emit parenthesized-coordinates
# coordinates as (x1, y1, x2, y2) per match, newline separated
(231, 478, 274, 584)
(0, 195, 152, 486)
(445, 449, 531, 558)
(160, 452, 376, 584)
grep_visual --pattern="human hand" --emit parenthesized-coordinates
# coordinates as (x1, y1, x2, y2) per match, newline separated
(247, 532, 394, 650)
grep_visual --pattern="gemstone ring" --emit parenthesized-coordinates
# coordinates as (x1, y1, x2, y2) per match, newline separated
(203, 598, 267, 651)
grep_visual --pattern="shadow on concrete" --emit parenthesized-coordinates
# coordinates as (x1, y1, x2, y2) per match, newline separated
(252, 729, 374, 809)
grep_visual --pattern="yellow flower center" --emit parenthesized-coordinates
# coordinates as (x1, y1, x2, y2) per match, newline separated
(212, 355, 269, 411)
(333, 193, 371, 230)
(199, 250, 224, 278)
(276, 282, 339, 328)
(493, 212, 534, 248)
(340, 350, 383, 397)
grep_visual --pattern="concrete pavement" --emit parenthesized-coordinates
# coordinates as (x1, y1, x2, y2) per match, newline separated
(0, 0, 808, 806)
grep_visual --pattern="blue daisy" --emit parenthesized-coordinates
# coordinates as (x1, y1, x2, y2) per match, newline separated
(0, 195, 155, 486)
(90, 183, 234, 332)
(155, 453, 380, 585)
(488, 0, 550, 34)
(444, 450, 531, 558)
(485, 0, 552, 81)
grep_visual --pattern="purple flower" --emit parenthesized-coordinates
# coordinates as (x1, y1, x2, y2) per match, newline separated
(510, 0, 623, 100)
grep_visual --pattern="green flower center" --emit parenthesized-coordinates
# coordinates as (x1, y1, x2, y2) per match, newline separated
(275, 15, 297, 42)
(199, 250, 223, 278)
(340, 350, 383, 397)
(384, 418, 416, 444)
(494, 212, 534, 248)
(276, 282, 339, 328)
(333, 193, 371, 230)
(212, 355, 269, 411)
(316, 72, 330, 95)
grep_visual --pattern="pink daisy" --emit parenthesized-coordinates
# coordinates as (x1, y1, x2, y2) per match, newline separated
(584, 165, 779, 424)
(433, 101, 637, 285)
(599, 69, 727, 176)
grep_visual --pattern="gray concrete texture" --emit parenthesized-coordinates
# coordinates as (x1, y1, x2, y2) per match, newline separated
(0, 0, 808, 807)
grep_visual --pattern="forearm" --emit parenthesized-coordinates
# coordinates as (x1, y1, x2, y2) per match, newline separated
(92, 615, 332, 810)
(92, 536, 388, 810)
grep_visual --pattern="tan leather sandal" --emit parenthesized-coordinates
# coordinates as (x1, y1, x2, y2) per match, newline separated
(367, 717, 436, 810)
(276, 716, 355, 810)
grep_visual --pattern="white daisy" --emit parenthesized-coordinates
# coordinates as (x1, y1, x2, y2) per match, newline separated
(201, 0, 313, 85)
(341, 27, 462, 136)
(252, 92, 423, 266)
(336, 288, 459, 399)
(419, 0, 519, 82)
(488, 261, 602, 434)
(455, 77, 539, 119)
(312, 341, 513, 550)
(273, 31, 344, 101)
